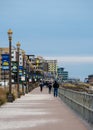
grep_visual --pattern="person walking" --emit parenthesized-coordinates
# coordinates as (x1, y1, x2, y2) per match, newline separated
(39, 81, 43, 92)
(53, 80, 59, 97)
(48, 82, 52, 94)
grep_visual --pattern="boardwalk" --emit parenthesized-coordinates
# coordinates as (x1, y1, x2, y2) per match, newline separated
(0, 87, 92, 130)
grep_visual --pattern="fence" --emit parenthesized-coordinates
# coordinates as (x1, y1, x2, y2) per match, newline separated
(58, 87, 93, 123)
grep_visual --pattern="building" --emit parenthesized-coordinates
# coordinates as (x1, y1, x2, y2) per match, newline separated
(57, 67, 68, 81)
(0, 47, 58, 84)
(88, 75, 93, 84)
(45, 60, 57, 78)
(26, 55, 45, 81)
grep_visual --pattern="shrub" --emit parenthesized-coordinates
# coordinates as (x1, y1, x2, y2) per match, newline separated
(0, 88, 7, 105)
(61, 82, 93, 93)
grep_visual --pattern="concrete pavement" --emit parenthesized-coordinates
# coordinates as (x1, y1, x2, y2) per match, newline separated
(0, 87, 92, 130)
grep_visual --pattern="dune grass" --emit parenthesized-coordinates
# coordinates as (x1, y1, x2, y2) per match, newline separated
(0, 88, 7, 105)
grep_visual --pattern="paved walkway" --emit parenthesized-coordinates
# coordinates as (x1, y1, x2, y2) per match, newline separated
(0, 87, 92, 130)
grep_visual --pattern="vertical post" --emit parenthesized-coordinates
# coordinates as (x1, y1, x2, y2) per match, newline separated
(7, 29, 14, 102)
(22, 51, 25, 95)
(28, 62, 30, 92)
(26, 61, 28, 93)
(4, 70, 6, 89)
(16, 42, 20, 98)
(9, 34, 12, 93)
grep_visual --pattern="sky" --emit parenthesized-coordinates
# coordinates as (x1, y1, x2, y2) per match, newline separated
(0, 0, 93, 81)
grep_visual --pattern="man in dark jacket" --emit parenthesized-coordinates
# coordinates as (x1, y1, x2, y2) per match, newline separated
(53, 80, 59, 97)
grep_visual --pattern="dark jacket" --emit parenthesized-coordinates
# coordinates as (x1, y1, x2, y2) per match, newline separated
(53, 81, 59, 88)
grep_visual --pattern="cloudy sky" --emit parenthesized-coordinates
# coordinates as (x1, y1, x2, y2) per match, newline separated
(0, 0, 93, 81)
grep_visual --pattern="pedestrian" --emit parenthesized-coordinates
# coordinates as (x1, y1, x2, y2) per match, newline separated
(53, 80, 59, 97)
(48, 82, 52, 94)
(39, 82, 43, 92)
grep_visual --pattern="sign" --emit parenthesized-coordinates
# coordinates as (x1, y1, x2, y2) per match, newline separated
(2, 54, 9, 70)
(23, 69, 26, 75)
(21, 76, 25, 81)
(12, 61, 18, 73)
(19, 66, 23, 76)
(29, 79, 32, 82)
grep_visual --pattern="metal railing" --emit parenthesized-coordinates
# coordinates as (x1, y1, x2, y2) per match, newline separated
(58, 87, 93, 123)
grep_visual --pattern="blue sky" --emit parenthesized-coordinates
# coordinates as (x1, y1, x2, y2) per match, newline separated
(0, 0, 93, 81)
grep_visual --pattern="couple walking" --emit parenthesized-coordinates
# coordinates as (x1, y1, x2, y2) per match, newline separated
(47, 80, 59, 97)
(39, 80, 59, 97)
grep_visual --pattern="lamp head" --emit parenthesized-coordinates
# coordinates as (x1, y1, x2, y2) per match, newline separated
(16, 42, 21, 48)
(22, 50, 25, 54)
(7, 29, 13, 40)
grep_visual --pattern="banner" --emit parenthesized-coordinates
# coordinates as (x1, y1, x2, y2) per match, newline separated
(19, 66, 23, 76)
(2, 54, 9, 70)
(21, 76, 25, 81)
(12, 61, 18, 73)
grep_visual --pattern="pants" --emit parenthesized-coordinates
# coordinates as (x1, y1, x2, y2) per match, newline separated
(54, 88, 58, 97)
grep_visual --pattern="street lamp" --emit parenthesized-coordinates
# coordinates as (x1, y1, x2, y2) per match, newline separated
(26, 58, 29, 93)
(22, 51, 25, 95)
(16, 42, 21, 98)
(7, 29, 14, 102)
(28, 61, 31, 92)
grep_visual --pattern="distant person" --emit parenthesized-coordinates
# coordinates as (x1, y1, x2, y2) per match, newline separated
(53, 80, 59, 97)
(48, 82, 52, 94)
(39, 82, 43, 92)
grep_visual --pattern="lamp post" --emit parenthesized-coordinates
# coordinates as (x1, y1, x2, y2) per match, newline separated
(16, 42, 20, 98)
(28, 61, 31, 92)
(22, 51, 25, 95)
(7, 29, 14, 102)
(26, 59, 28, 93)
(3, 69, 6, 89)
